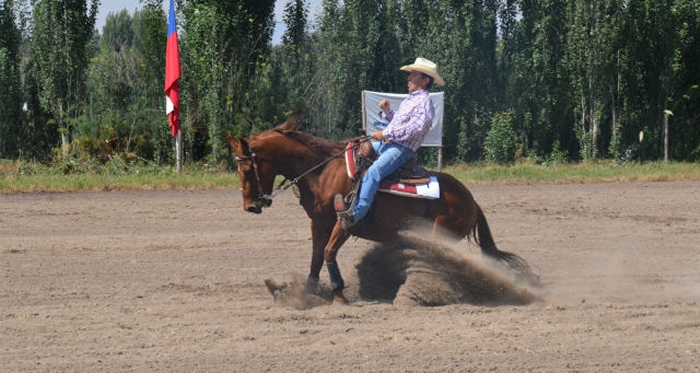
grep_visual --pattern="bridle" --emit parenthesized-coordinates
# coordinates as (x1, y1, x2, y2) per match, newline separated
(235, 151, 273, 207)
(235, 135, 372, 204)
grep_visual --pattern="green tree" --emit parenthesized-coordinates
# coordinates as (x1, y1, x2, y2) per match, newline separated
(30, 0, 98, 156)
(180, 0, 276, 163)
(509, 0, 572, 160)
(313, 0, 401, 139)
(620, 0, 682, 160)
(400, 0, 501, 162)
(136, 1, 170, 164)
(95, 10, 136, 111)
(80, 8, 167, 162)
(484, 110, 518, 163)
(566, 0, 625, 160)
(282, 0, 307, 47)
(0, 0, 22, 158)
(670, 0, 700, 160)
(274, 0, 311, 121)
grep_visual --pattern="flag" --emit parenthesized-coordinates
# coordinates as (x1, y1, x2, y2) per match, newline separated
(164, 0, 181, 137)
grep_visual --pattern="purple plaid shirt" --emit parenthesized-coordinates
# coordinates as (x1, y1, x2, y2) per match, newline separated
(381, 89, 435, 152)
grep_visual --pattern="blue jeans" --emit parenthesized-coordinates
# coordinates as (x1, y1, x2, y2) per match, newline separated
(353, 141, 414, 222)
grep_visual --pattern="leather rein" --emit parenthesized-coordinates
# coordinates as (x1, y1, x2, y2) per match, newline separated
(235, 135, 372, 203)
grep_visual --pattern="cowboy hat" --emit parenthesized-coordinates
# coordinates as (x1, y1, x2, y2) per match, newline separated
(400, 57, 444, 86)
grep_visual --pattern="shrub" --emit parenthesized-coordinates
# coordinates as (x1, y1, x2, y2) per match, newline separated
(484, 110, 518, 163)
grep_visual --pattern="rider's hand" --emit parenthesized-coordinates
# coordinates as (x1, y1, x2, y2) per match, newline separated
(371, 130, 386, 142)
(379, 99, 391, 113)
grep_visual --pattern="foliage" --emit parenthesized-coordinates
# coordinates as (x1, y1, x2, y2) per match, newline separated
(180, 0, 276, 165)
(484, 110, 518, 163)
(1, 0, 699, 166)
(0, 0, 22, 158)
(30, 0, 98, 155)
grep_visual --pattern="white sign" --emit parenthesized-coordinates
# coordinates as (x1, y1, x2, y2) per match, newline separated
(362, 90, 444, 147)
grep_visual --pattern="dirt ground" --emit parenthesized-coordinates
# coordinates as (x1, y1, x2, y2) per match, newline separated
(1, 181, 699, 372)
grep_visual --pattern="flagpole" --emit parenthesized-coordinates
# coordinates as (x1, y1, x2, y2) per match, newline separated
(176, 129, 182, 174)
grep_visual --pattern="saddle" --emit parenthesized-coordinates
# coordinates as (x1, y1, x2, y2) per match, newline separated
(344, 140, 439, 200)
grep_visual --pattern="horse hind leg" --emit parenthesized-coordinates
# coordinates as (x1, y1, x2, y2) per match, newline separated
(431, 213, 476, 242)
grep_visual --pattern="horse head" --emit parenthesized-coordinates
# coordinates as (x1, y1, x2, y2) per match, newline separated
(226, 134, 277, 214)
(226, 117, 310, 213)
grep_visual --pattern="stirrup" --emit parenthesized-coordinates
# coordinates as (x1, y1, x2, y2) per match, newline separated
(334, 194, 355, 230)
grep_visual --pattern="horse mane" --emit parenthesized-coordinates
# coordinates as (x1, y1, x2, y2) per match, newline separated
(269, 119, 345, 160)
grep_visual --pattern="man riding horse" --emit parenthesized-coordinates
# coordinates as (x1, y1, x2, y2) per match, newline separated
(335, 57, 444, 229)
(228, 56, 537, 303)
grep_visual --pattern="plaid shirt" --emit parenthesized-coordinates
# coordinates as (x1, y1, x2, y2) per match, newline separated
(381, 89, 434, 152)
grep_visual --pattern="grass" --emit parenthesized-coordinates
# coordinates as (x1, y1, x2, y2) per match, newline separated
(0, 159, 240, 193)
(1, 158, 699, 194)
(444, 160, 700, 185)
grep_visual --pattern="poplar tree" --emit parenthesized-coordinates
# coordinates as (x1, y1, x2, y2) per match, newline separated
(0, 0, 22, 158)
(30, 0, 98, 156)
(180, 0, 275, 163)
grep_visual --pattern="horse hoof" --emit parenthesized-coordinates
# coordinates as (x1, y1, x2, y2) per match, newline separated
(332, 292, 349, 305)
(333, 297, 348, 305)
(305, 277, 319, 294)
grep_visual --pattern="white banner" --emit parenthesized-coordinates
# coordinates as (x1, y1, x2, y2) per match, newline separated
(362, 90, 444, 147)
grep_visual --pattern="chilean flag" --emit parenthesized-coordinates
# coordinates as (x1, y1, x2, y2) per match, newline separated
(164, 0, 181, 137)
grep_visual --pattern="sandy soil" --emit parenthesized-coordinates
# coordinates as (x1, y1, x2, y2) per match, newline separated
(1, 181, 699, 372)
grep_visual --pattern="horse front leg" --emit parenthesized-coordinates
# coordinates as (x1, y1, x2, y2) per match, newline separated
(307, 220, 328, 293)
(324, 222, 351, 304)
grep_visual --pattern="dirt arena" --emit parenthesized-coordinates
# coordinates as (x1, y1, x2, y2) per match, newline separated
(1, 181, 699, 372)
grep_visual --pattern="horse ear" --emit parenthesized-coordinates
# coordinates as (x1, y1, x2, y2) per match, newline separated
(276, 115, 304, 133)
(225, 134, 249, 154)
(288, 115, 304, 130)
(225, 134, 239, 150)
(240, 138, 250, 153)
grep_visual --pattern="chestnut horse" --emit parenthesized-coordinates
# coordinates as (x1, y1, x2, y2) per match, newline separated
(227, 119, 537, 303)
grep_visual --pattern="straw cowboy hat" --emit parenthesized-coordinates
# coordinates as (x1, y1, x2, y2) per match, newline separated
(400, 57, 444, 86)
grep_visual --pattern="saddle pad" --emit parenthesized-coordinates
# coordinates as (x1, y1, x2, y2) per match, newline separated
(378, 176, 440, 200)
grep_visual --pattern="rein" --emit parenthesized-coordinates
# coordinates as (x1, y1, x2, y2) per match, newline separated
(277, 135, 371, 195)
(237, 135, 372, 202)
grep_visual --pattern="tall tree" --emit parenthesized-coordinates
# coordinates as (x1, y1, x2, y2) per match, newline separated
(93, 10, 136, 111)
(313, 0, 401, 139)
(279, 0, 311, 118)
(282, 0, 308, 47)
(180, 0, 275, 163)
(400, 0, 501, 162)
(510, 0, 571, 160)
(81, 8, 167, 162)
(566, 0, 624, 159)
(670, 0, 700, 160)
(0, 0, 22, 158)
(621, 0, 682, 159)
(136, 0, 170, 163)
(30, 0, 98, 156)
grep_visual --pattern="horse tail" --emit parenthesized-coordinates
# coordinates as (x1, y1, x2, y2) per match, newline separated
(474, 204, 539, 285)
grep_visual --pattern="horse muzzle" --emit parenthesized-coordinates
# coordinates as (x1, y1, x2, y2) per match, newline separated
(244, 197, 272, 214)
